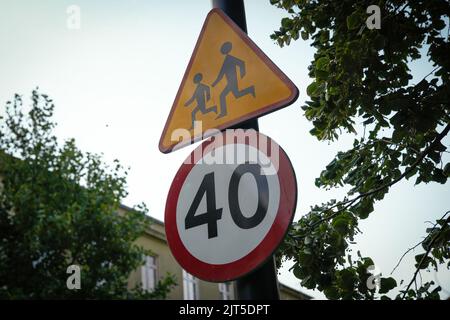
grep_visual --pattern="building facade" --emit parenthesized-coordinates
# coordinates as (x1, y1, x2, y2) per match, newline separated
(123, 206, 310, 300)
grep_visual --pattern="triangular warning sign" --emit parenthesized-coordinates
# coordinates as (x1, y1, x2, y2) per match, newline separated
(159, 8, 298, 153)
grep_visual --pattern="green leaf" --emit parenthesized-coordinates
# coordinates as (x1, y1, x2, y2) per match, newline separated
(352, 199, 374, 219)
(306, 81, 324, 97)
(276, 38, 284, 47)
(374, 34, 385, 50)
(338, 268, 356, 291)
(316, 56, 330, 71)
(428, 150, 441, 164)
(392, 129, 405, 143)
(307, 82, 318, 97)
(281, 17, 293, 29)
(324, 286, 340, 299)
(379, 277, 397, 294)
(332, 217, 349, 235)
(443, 163, 450, 177)
(415, 253, 435, 269)
(300, 275, 315, 289)
(301, 31, 309, 40)
(293, 265, 304, 279)
(346, 12, 360, 30)
(319, 30, 330, 43)
(432, 168, 447, 184)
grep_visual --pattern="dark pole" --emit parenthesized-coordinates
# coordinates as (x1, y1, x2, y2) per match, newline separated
(211, 0, 258, 131)
(211, 0, 280, 300)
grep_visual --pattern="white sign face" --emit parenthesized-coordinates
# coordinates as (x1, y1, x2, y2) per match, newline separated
(165, 131, 297, 282)
(176, 143, 280, 265)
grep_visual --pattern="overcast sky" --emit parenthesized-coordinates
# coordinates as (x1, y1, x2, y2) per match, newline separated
(0, 0, 448, 299)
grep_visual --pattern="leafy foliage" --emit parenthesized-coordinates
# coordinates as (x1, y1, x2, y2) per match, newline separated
(271, 0, 450, 299)
(0, 90, 175, 299)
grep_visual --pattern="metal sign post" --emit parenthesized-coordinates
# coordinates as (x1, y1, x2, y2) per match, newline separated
(212, 0, 280, 300)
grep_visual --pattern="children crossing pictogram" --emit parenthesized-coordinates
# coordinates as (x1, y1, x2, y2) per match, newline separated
(159, 9, 299, 153)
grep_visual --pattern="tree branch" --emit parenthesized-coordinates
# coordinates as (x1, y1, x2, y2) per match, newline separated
(418, 66, 441, 83)
(390, 240, 423, 275)
(391, 210, 450, 275)
(306, 123, 450, 231)
(401, 210, 450, 298)
(350, 123, 450, 202)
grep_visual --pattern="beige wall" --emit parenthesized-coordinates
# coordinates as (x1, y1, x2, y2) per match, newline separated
(128, 219, 232, 300)
(128, 231, 184, 299)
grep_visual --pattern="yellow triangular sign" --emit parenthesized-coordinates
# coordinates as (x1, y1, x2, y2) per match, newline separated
(159, 8, 298, 153)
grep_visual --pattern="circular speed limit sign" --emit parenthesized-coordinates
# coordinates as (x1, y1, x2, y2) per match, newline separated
(165, 130, 297, 282)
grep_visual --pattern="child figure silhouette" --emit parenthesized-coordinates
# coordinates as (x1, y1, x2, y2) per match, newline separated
(184, 73, 218, 129)
(212, 41, 255, 118)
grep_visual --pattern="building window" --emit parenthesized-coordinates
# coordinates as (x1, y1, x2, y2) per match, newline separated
(219, 282, 233, 300)
(183, 270, 199, 300)
(141, 255, 157, 292)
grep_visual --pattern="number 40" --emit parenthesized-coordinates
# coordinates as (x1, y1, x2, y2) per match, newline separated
(185, 163, 269, 239)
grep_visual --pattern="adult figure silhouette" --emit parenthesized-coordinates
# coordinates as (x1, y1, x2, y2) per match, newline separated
(184, 73, 217, 129)
(212, 41, 255, 118)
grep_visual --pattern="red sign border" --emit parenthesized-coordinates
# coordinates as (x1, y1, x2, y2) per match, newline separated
(165, 131, 297, 282)
(159, 8, 299, 153)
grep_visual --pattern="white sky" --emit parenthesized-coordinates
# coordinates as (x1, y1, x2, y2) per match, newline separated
(0, 0, 448, 299)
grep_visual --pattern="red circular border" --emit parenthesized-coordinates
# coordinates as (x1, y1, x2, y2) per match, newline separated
(165, 131, 297, 282)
